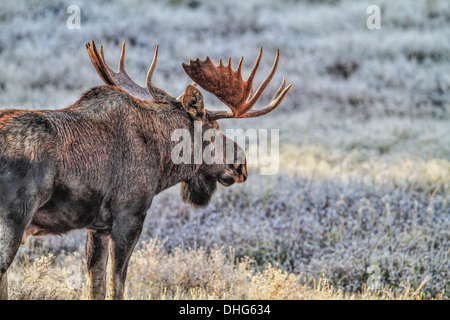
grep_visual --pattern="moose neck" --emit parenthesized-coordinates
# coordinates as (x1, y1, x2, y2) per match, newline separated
(142, 101, 202, 195)
(149, 108, 219, 205)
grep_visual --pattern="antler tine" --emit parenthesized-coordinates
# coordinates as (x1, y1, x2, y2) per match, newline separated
(145, 44, 159, 89)
(238, 79, 292, 119)
(99, 45, 115, 74)
(274, 78, 287, 100)
(246, 47, 279, 107)
(236, 56, 244, 77)
(249, 86, 254, 100)
(144, 44, 178, 102)
(86, 41, 111, 85)
(245, 47, 263, 92)
(102, 41, 129, 76)
(118, 41, 126, 71)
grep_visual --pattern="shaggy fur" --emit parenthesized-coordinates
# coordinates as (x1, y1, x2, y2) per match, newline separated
(181, 176, 218, 208)
(0, 85, 247, 300)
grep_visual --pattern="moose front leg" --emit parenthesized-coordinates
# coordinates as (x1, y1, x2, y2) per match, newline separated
(0, 204, 38, 300)
(86, 230, 110, 300)
(108, 212, 146, 300)
(0, 271, 7, 300)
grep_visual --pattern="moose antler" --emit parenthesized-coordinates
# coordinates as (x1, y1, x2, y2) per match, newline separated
(182, 48, 291, 120)
(86, 40, 176, 102)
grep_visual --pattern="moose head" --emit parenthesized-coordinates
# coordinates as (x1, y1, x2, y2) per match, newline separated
(86, 41, 291, 207)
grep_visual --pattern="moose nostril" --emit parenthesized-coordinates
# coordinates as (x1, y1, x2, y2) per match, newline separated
(242, 164, 248, 178)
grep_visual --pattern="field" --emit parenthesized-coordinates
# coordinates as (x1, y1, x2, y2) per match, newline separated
(0, 0, 449, 299)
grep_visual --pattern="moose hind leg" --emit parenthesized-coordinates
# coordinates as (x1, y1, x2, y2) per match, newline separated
(86, 230, 110, 300)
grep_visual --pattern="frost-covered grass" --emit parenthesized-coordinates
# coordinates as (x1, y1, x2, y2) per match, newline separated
(1, 0, 449, 299)
(9, 240, 443, 300)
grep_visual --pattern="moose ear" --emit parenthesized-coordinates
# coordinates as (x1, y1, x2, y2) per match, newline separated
(181, 85, 205, 118)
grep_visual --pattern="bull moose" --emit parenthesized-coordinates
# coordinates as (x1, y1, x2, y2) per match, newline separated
(0, 41, 291, 299)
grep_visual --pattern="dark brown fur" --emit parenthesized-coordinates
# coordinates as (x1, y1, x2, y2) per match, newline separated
(0, 85, 247, 300)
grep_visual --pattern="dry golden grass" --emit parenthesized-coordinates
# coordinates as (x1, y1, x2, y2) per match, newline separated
(8, 239, 445, 300)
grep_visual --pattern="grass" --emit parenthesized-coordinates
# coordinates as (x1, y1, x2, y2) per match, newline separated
(8, 239, 445, 300)
(1, 0, 449, 299)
